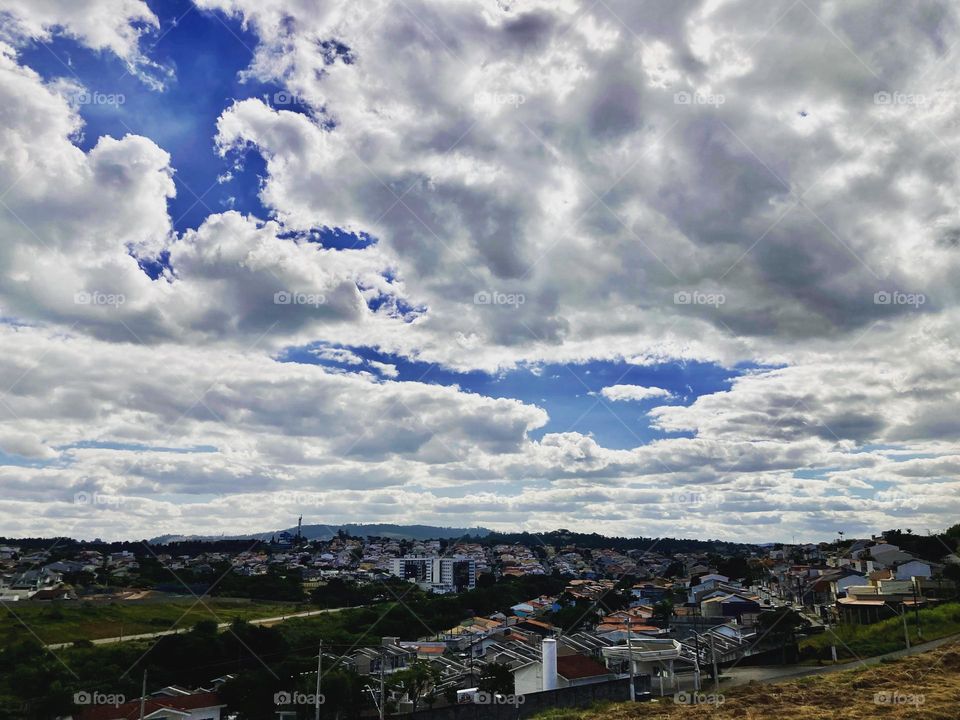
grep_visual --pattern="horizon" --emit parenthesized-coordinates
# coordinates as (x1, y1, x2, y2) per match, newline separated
(2, 520, 940, 548)
(1, 1, 959, 546)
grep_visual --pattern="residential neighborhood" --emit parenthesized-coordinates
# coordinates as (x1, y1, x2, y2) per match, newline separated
(1, 525, 958, 718)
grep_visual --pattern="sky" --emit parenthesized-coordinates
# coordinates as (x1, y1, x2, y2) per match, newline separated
(0, 0, 958, 543)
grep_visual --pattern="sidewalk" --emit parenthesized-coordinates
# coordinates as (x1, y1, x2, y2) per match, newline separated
(723, 631, 960, 687)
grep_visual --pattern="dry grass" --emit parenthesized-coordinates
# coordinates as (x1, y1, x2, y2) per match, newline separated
(535, 641, 960, 720)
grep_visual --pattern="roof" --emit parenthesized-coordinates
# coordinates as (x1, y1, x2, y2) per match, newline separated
(519, 619, 554, 630)
(556, 654, 612, 680)
(77, 692, 223, 720)
(416, 645, 446, 655)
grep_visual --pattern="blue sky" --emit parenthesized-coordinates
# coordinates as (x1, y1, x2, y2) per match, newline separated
(1, 0, 956, 542)
(282, 344, 755, 448)
(20, 0, 272, 232)
(14, 0, 749, 451)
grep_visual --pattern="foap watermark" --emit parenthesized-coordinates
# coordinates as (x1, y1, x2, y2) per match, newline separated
(473, 692, 525, 706)
(75, 291, 125, 308)
(268, 90, 319, 107)
(874, 290, 925, 308)
(673, 489, 722, 509)
(473, 90, 526, 108)
(71, 90, 125, 108)
(674, 91, 725, 107)
(874, 91, 926, 107)
(74, 691, 125, 707)
(674, 691, 725, 706)
(274, 691, 325, 706)
(474, 290, 525, 308)
(274, 290, 327, 307)
(74, 491, 123, 507)
(674, 290, 725, 307)
(873, 489, 920, 510)
(274, 491, 323, 507)
(873, 690, 924, 706)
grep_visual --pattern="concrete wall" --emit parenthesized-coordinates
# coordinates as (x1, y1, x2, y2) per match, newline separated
(408, 679, 632, 720)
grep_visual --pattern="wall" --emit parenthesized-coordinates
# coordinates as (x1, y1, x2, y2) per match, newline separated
(408, 679, 632, 720)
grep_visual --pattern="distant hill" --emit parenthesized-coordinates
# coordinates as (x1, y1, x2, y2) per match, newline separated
(149, 523, 491, 544)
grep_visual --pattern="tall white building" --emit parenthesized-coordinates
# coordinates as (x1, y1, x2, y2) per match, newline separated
(389, 556, 476, 593)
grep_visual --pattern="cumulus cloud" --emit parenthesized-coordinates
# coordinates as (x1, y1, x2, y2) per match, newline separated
(0, 0, 167, 87)
(1, 0, 960, 540)
(599, 385, 674, 402)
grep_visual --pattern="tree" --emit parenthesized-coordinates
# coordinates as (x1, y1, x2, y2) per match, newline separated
(756, 608, 807, 664)
(478, 662, 514, 696)
(652, 599, 674, 626)
(391, 660, 439, 711)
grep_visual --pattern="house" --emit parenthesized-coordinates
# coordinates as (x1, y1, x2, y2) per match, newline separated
(349, 637, 417, 675)
(894, 559, 935, 581)
(829, 571, 866, 599)
(510, 602, 535, 617)
(601, 637, 693, 696)
(870, 549, 915, 569)
(836, 581, 921, 624)
(555, 654, 617, 687)
(851, 543, 899, 560)
(73, 692, 224, 720)
(700, 592, 761, 620)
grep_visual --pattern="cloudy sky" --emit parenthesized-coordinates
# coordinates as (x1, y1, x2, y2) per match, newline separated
(0, 0, 958, 542)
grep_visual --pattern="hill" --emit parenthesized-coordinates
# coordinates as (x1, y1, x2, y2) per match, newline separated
(149, 522, 491, 544)
(535, 641, 960, 719)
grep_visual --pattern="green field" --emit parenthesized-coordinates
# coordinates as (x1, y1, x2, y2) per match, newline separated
(0, 599, 310, 646)
(800, 602, 960, 661)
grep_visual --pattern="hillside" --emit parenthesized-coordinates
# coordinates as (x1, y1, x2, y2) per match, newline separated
(536, 641, 960, 720)
(149, 522, 492, 543)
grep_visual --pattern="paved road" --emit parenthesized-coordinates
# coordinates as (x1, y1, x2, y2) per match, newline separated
(46, 605, 359, 650)
(723, 631, 960, 687)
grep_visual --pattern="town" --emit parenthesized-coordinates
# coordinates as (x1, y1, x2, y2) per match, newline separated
(1, 524, 958, 718)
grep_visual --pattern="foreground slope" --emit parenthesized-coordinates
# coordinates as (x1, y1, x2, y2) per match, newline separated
(536, 642, 960, 720)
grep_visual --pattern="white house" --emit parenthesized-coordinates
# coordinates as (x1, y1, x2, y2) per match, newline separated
(894, 559, 933, 581)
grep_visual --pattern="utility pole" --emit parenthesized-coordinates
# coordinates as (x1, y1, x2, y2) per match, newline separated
(901, 608, 910, 650)
(913, 580, 922, 639)
(379, 648, 386, 720)
(709, 634, 719, 695)
(138, 670, 147, 720)
(626, 617, 635, 701)
(314, 641, 322, 720)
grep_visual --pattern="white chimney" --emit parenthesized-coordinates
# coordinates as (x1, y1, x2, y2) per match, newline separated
(541, 638, 558, 691)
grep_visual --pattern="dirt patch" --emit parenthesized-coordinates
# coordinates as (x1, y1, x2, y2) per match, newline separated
(536, 641, 960, 720)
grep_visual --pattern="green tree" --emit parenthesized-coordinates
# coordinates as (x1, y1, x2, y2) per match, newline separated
(478, 662, 514, 696)
(652, 599, 674, 626)
(390, 660, 439, 711)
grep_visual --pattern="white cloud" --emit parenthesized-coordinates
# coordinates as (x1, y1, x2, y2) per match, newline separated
(0, 0, 167, 86)
(1, 1, 960, 540)
(599, 385, 674, 402)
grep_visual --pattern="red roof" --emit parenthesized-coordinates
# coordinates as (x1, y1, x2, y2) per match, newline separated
(556, 654, 611, 680)
(77, 692, 223, 720)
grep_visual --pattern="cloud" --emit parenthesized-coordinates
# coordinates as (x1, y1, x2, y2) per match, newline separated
(0, 0, 167, 87)
(1, 0, 960, 540)
(599, 385, 674, 402)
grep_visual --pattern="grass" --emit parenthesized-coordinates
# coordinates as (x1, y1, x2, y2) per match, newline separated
(533, 640, 960, 719)
(799, 602, 960, 661)
(0, 598, 311, 645)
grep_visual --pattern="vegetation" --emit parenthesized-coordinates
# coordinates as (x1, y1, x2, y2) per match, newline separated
(533, 641, 960, 719)
(800, 602, 960, 661)
(483, 530, 757, 556)
(0, 598, 306, 645)
(0, 574, 565, 719)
